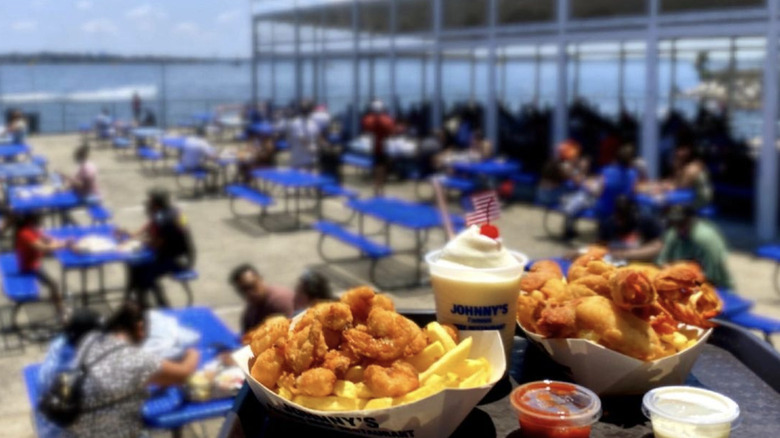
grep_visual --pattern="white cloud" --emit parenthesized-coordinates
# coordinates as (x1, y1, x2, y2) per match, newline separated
(12, 20, 38, 32)
(126, 4, 167, 20)
(216, 9, 241, 24)
(82, 19, 118, 35)
(76, 0, 92, 10)
(173, 22, 200, 37)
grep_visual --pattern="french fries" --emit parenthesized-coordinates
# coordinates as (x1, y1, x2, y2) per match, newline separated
(283, 322, 492, 412)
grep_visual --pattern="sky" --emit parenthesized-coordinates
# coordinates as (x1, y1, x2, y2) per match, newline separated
(0, 0, 251, 58)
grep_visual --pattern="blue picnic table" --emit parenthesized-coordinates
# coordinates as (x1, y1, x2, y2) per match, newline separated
(252, 168, 332, 229)
(346, 197, 465, 285)
(451, 159, 521, 179)
(8, 186, 83, 216)
(0, 162, 46, 183)
(48, 224, 153, 306)
(23, 307, 240, 437)
(635, 189, 696, 209)
(0, 143, 32, 161)
(248, 122, 274, 136)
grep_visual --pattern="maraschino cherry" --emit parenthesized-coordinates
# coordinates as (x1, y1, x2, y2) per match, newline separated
(480, 224, 499, 239)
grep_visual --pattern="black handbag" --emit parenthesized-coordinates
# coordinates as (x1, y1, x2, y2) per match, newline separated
(38, 336, 127, 427)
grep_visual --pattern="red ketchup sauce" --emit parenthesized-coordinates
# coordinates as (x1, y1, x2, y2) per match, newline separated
(510, 381, 602, 438)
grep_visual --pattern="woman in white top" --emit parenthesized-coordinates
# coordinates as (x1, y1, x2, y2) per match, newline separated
(8, 109, 27, 144)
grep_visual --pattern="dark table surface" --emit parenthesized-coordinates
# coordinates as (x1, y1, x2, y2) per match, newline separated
(221, 312, 780, 438)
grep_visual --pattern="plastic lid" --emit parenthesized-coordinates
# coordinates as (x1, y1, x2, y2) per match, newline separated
(642, 386, 740, 426)
(510, 380, 602, 428)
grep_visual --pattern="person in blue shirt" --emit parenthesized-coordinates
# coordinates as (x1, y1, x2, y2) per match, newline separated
(37, 308, 101, 438)
(560, 143, 640, 240)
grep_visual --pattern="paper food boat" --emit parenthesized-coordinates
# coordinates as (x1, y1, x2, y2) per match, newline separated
(233, 330, 505, 438)
(519, 323, 712, 395)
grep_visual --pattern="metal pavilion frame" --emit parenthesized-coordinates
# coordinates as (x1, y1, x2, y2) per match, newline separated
(251, 0, 780, 240)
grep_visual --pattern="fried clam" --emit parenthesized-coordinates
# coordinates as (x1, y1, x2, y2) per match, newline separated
(520, 260, 565, 292)
(516, 291, 547, 333)
(364, 360, 420, 397)
(653, 263, 722, 328)
(609, 269, 657, 310)
(343, 308, 423, 362)
(567, 247, 609, 281)
(539, 277, 576, 302)
(340, 287, 395, 324)
(246, 316, 290, 356)
(572, 296, 664, 361)
(321, 349, 352, 378)
(568, 274, 611, 298)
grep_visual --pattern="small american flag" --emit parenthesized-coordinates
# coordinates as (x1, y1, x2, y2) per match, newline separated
(465, 191, 500, 226)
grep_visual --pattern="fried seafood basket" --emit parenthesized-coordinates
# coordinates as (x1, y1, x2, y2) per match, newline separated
(220, 311, 780, 438)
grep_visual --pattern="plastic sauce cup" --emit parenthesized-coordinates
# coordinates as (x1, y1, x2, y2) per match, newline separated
(642, 386, 740, 438)
(510, 380, 602, 438)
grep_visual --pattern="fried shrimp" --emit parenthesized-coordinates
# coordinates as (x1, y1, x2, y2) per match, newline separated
(296, 368, 337, 397)
(343, 308, 420, 362)
(251, 343, 286, 389)
(297, 302, 354, 332)
(340, 287, 394, 323)
(285, 320, 328, 374)
(364, 360, 420, 397)
(247, 316, 290, 356)
(321, 349, 352, 378)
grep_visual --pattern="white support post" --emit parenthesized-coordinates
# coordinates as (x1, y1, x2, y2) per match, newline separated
(572, 43, 580, 99)
(270, 23, 277, 104)
(352, 0, 360, 136)
(251, 17, 259, 105)
(486, 0, 498, 153)
(553, 0, 569, 148)
(390, 0, 398, 115)
(534, 45, 541, 106)
(432, 0, 443, 129)
(422, 53, 428, 105)
(294, 4, 302, 102)
(726, 36, 737, 117)
(641, 0, 660, 180)
(470, 49, 477, 101)
(669, 39, 677, 109)
(758, 0, 779, 240)
(618, 41, 625, 111)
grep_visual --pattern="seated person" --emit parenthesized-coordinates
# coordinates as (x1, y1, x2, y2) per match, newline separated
(181, 128, 220, 190)
(94, 108, 114, 139)
(293, 270, 334, 311)
(658, 205, 734, 290)
(61, 145, 100, 200)
(598, 196, 664, 263)
(638, 138, 713, 209)
(536, 139, 589, 207)
(15, 213, 67, 318)
(229, 264, 294, 334)
(560, 143, 640, 239)
(120, 188, 196, 309)
(66, 303, 200, 437)
(38, 309, 101, 438)
(237, 133, 275, 184)
(468, 129, 492, 162)
(7, 109, 27, 144)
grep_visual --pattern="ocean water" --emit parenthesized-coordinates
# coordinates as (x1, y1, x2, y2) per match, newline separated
(0, 59, 757, 140)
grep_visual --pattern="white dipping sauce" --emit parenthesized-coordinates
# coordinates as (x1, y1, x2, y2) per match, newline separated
(643, 386, 740, 438)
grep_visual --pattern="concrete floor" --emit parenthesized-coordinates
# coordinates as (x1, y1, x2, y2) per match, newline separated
(1, 133, 778, 437)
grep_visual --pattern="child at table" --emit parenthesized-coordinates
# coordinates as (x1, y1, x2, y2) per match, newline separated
(14, 213, 67, 319)
(61, 145, 100, 201)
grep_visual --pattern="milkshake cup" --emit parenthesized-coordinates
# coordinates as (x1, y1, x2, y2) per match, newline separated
(426, 225, 528, 367)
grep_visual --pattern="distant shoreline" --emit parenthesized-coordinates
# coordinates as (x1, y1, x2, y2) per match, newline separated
(0, 52, 249, 64)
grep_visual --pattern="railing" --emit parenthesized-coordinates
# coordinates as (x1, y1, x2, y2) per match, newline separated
(2, 98, 249, 134)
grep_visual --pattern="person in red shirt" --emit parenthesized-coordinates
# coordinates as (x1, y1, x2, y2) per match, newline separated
(229, 264, 295, 334)
(14, 213, 67, 317)
(361, 99, 396, 196)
